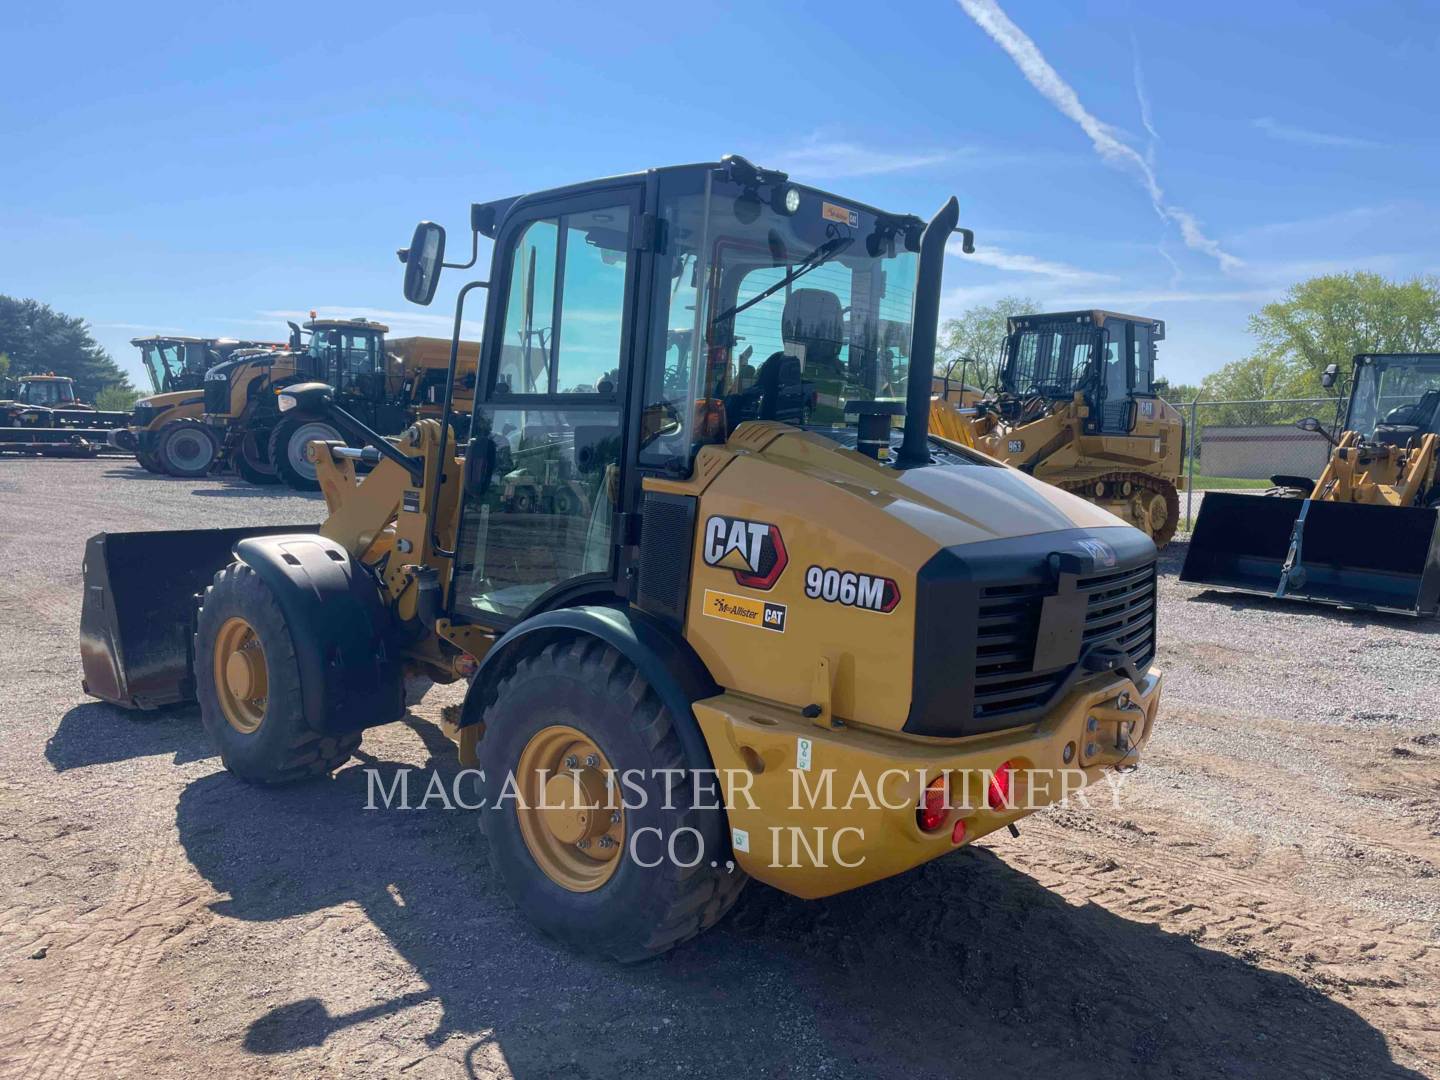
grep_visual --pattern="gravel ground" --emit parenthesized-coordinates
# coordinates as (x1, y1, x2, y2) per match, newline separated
(1, 457, 1437, 1079)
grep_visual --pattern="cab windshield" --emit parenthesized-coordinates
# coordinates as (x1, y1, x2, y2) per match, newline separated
(1347, 355, 1440, 437)
(22, 380, 76, 405)
(141, 343, 186, 392)
(1002, 321, 1104, 399)
(639, 168, 919, 472)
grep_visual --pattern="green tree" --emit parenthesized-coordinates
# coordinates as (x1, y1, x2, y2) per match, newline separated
(1247, 271, 1440, 390)
(0, 296, 132, 401)
(937, 296, 1036, 391)
(95, 385, 141, 411)
(1160, 381, 1201, 404)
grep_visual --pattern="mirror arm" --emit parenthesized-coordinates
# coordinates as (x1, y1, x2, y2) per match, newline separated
(428, 278, 490, 560)
(441, 227, 481, 271)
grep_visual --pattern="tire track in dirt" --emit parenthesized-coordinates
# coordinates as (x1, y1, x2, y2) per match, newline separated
(0, 805, 203, 1079)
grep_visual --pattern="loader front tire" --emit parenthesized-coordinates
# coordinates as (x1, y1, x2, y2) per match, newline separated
(195, 562, 359, 784)
(478, 638, 746, 962)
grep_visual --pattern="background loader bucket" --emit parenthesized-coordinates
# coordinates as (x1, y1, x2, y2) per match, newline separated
(1181, 492, 1440, 616)
(81, 525, 316, 709)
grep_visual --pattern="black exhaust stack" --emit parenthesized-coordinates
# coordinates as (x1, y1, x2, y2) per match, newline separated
(896, 196, 961, 468)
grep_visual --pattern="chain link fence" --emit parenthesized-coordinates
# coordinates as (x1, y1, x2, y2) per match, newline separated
(1169, 396, 1341, 531)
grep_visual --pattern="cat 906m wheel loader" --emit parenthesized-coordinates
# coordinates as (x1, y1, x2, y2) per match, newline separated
(930, 310, 1185, 546)
(1182, 352, 1440, 616)
(80, 157, 1163, 961)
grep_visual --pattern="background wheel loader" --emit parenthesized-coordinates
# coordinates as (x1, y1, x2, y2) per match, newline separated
(0, 373, 129, 457)
(81, 157, 1163, 962)
(929, 310, 1185, 546)
(1182, 352, 1440, 615)
(117, 336, 282, 475)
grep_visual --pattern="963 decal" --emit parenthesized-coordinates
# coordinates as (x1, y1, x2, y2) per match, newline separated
(804, 565, 900, 613)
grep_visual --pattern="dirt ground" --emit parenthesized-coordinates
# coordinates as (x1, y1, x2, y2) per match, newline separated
(1, 457, 1437, 1079)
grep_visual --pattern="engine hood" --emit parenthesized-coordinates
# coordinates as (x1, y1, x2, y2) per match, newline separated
(747, 427, 1130, 548)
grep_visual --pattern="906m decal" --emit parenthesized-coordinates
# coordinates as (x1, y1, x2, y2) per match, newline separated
(804, 566, 900, 613)
(702, 515, 788, 590)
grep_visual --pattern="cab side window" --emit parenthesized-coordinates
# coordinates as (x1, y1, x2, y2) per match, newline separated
(494, 208, 631, 397)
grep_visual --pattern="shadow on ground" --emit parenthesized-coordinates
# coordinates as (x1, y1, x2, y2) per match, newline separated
(173, 727, 1424, 1080)
(47, 701, 213, 771)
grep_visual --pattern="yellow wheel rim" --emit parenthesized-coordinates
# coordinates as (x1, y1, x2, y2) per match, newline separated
(213, 616, 269, 734)
(515, 725, 625, 892)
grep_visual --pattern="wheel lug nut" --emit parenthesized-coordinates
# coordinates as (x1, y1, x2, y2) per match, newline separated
(585, 754, 599, 767)
(598, 836, 616, 849)
(1086, 742, 1098, 757)
(1087, 716, 1098, 732)
(610, 810, 621, 824)
(576, 839, 591, 849)
(564, 755, 578, 768)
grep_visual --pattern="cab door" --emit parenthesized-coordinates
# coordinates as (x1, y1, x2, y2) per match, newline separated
(448, 183, 645, 628)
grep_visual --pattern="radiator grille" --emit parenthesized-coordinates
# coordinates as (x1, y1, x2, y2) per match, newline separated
(203, 380, 229, 415)
(971, 560, 1156, 723)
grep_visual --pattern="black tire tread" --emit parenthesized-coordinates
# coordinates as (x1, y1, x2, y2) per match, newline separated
(489, 638, 747, 962)
(156, 417, 219, 478)
(196, 562, 359, 783)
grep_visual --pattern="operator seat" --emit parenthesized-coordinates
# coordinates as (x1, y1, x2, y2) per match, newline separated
(762, 288, 845, 422)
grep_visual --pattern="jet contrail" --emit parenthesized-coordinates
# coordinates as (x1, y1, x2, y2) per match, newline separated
(957, 0, 1240, 272)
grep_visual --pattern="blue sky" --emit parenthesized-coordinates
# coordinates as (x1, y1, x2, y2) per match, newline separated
(5, 0, 1438, 390)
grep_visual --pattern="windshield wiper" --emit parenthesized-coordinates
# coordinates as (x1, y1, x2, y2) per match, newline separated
(713, 234, 853, 327)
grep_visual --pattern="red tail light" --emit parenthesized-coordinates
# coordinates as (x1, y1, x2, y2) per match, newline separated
(917, 775, 949, 832)
(987, 761, 1014, 810)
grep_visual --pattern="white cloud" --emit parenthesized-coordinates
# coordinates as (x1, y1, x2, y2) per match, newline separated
(949, 241, 1117, 283)
(1252, 117, 1382, 149)
(773, 135, 955, 179)
(956, 0, 1241, 272)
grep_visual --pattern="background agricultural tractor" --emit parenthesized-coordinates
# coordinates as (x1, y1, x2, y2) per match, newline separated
(0, 373, 129, 457)
(119, 336, 283, 476)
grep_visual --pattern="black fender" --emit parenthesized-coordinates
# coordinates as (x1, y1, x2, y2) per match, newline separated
(233, 534, 405, 735)
(460, 605, 720, 772)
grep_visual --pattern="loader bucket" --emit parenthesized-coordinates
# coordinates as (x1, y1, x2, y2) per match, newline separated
(80, 525, 317, 709)
(1181, 492, 1440, 616)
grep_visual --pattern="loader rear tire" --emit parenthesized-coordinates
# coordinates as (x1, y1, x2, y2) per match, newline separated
(269, 415, 343, 492)
(195, 562, 360, 784)
(157, 419, 220, 478)
(478, 638, 747, 962)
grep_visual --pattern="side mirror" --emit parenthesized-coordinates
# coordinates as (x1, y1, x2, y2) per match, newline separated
(401, 221, 446, 306)
(465, 434, 497, 496)
(1296, 417, 1322, 433)
(1321, 363, 1339, 389)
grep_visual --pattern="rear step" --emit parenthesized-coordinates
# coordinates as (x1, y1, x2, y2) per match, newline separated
(1180, 492, 1440, 617)
(81, 525, 317, 709)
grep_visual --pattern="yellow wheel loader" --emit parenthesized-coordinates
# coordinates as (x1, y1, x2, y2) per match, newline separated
(80, 157, 1163, 961)
(116, 337, 282, 476)
(1182, 352, 1440, 616)
(930, 311, 1185, 546)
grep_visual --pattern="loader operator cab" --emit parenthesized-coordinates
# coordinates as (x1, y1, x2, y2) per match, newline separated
(396, 156, 975, 624)
(1343, 353, 1440, 447)
(997, 311, 1164, 434)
